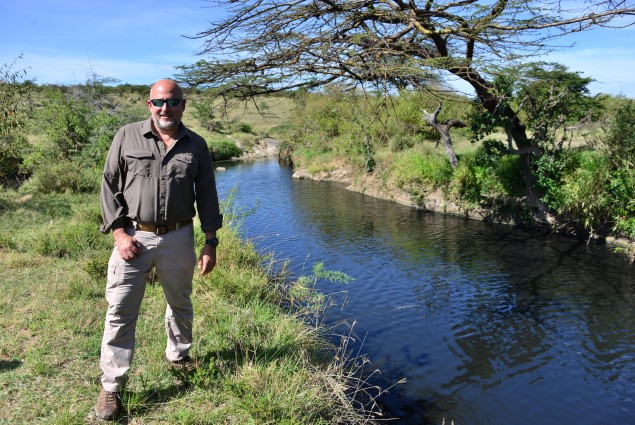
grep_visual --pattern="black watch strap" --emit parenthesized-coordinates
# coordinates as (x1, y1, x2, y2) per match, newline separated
(205, 237, 219, 247)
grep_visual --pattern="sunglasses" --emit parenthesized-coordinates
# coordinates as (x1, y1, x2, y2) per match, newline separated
(149, 98, 183, 108)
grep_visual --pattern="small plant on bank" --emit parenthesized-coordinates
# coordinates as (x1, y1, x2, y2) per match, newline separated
(209, 138, 243, 161)
(392, 149, 453, 194)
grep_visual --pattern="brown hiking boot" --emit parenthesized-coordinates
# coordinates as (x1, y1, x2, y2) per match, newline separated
(95, 389, 121, 421)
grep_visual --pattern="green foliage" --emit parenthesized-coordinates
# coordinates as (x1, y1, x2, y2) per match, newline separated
(495, 155, 524, 195)
(469, 62, 602, 151)
(0, 57, 32, 180)
(447, 139, 524, 204)
(191, 95, 217, 132)
(518, 63, 602, 149)
(468, 73, 515, 142)
(534, 150, 582, 210)
(536, 147, 635, 238)
(552, 152, 612, 232)
(22, 79, 146, 192)
(22, 159, 100, 194)
(600, 100, 635, 169)
(236, 122, 253, 133)
(209, 138, 243, 161)
(392, 150, 453, 191)
(448, 160, 481, 203)
(473, 139, 509, 169)
(34, 88, 93, 159)
(607, 168, 635, 237)
(34, 220, 110, 260)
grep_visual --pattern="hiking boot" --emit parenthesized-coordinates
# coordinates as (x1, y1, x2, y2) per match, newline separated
(165, 355, 195, 372)
(95, 389, 121, 421)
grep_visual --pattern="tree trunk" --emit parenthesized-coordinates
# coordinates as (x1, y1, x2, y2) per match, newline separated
(452, 66, 538, 194)
(423, 103, 465, 169)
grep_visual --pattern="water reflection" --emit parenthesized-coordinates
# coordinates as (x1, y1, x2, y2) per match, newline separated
(215, 159, 635, 425)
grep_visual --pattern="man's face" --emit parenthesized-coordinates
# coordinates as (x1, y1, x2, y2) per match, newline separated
(147, 81, 186, 132)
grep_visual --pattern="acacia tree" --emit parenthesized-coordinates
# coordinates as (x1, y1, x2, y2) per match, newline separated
(470, 62, 603, 153)
(177, 0, 634, 191)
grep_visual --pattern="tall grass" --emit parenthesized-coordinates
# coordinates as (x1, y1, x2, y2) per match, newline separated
(0, 189, 385, 423)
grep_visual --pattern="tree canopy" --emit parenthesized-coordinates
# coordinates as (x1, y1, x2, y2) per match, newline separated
(178, 1, 633, 96)
(176, 0, 635, 192)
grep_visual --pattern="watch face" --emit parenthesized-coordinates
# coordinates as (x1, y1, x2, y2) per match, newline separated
(206, 237, 219, 247)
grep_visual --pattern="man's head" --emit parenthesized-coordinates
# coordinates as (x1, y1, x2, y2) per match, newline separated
(147, 79, 186, 133)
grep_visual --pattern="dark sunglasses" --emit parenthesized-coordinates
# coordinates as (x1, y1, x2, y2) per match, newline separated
(149, 98, 183, 108)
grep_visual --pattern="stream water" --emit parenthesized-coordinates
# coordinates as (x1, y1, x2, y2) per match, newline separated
(213, 158, 635, 425)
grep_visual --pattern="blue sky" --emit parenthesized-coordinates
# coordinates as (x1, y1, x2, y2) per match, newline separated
(2, 0, 634, 97)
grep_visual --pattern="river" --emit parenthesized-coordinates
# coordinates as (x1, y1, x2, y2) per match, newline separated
(213, 158, 635, 425)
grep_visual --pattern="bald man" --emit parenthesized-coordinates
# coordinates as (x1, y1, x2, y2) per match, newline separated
(95, 79, 223, 420)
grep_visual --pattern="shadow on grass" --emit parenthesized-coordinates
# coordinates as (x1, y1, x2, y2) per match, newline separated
(0, 359, 22, 372)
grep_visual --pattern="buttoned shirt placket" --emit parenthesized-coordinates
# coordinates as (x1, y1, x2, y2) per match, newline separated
(157, 139, 169, 224)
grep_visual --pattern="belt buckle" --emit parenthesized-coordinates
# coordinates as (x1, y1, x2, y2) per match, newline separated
(155, 225, 168, 235)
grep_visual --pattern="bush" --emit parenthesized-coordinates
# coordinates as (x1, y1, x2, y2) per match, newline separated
(392, 151, 453, 191)
(1, 58, 32, 182)
(599, 100, 635, 168)
(0, 134, 29, 180)
(448, 159, 481, 203)
(23, 160, 100, 194)
(495, 155, 524, 196)
(555, 152, 612, 232)
(534, 150, 584, 210)
(34, 220, 111, 260)
(210, 139, 243, 161)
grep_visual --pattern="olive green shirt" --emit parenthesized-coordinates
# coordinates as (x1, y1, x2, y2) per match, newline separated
(100, 118, 223, 234)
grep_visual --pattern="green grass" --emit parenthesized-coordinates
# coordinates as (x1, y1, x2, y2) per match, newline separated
(0, 189, 381, 424)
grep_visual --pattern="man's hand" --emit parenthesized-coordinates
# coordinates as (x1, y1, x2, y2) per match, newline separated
(113, 228, 142, 261)
(198, 244, 217, 275)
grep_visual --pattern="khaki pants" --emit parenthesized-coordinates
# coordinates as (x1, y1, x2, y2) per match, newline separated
(99, 224, 197, 392)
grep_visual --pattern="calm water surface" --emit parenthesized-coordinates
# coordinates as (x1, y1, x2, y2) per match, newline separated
(214, 159, 635, 425)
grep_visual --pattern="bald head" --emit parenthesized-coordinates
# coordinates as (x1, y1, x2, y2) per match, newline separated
(147, 79, 186, 134)
(150, 79, 183, 100)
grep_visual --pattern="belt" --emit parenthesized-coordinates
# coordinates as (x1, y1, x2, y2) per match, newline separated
(126, 218, 193, 235)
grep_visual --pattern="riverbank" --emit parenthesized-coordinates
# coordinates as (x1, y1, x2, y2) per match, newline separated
(0, 190, 380, 424)
(289, 157, 635, 254)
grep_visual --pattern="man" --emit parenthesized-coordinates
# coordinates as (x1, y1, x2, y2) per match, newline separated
(95, 79, 223, 420)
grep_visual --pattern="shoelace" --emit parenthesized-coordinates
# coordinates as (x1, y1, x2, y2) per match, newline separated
(101, 391, 120, 405)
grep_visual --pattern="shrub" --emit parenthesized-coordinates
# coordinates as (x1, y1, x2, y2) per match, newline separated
(534, 150, 584, 210)
(392, 151, 453, 190)
(555, 152, 612, 232)
(448, 159, 481, 203)
(34, 220, 111, 260)
(210, 140, 243, 161)
(23, 160, 100, 194)
(1, 58, 32, 182)
(598, 100, 635, 168)
(495, 155, 524, 196)
(236, 122, 253, 134)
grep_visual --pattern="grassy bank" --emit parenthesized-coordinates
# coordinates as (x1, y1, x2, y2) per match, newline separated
(0, 190, 379, 424)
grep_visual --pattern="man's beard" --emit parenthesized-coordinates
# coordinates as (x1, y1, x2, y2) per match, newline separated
(154, 116, 178, 130)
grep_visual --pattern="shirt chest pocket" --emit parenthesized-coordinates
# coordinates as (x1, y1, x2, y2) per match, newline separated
(169, 153, 198, 180)
(124, 150, 154, 178)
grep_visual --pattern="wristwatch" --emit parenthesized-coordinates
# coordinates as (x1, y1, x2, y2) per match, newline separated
(205, 237, 219, 247)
